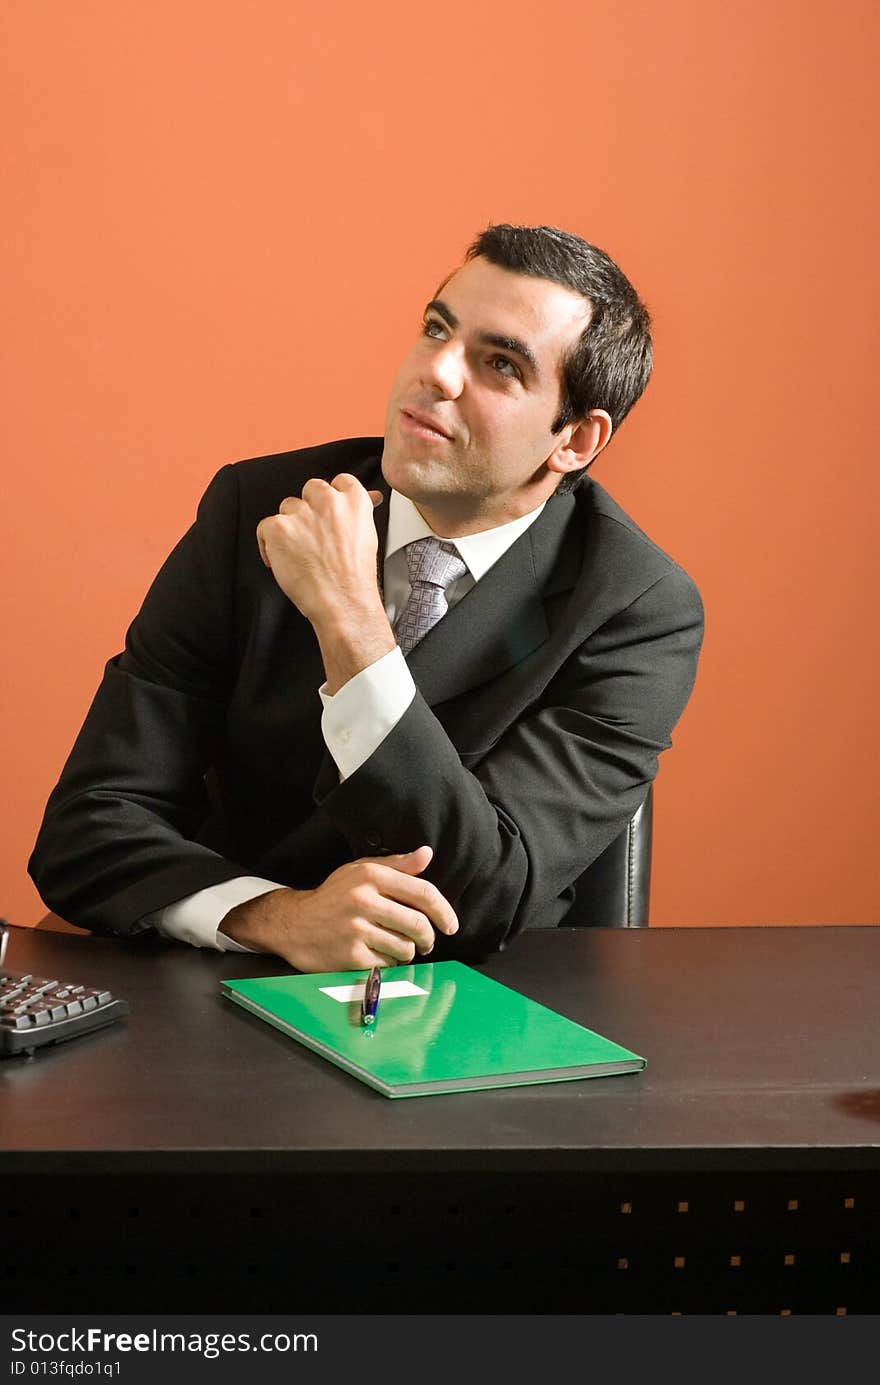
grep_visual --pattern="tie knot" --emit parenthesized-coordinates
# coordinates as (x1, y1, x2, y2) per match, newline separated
(404, 537, 467, 592)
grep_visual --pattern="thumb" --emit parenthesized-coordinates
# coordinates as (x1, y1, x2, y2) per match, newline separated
(382, 844, 433, 876)
(368, 489, 384, 508)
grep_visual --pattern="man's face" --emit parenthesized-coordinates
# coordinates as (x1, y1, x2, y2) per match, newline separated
(382, 256, 593, 534)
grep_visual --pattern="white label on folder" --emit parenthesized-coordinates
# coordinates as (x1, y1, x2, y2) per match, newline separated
(319, 980, 429, 1003)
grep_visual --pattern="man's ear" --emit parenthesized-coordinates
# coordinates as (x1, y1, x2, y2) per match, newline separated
(546, 409, 614, 480)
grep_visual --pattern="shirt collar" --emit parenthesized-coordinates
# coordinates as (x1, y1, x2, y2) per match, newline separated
(385, 490, 547, 583)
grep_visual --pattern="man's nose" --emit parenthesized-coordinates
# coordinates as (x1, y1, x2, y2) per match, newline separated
(421, 341, 465, 398)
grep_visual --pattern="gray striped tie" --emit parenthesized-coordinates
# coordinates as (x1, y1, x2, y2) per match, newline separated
(394, 537, 467, 656)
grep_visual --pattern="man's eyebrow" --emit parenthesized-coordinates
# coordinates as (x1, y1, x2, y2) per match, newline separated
(424, 299, 541, 378)
(425, 299, 459, 329)
(478, 331, 540, 378)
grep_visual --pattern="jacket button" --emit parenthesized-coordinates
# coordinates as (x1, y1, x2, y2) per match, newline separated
(365, 831, 382, 849)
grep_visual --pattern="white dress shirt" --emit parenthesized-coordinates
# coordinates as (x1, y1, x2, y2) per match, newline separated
(155, 489, 546, 952)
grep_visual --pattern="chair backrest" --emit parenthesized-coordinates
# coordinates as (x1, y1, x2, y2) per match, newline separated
(563, 785, 653, 927)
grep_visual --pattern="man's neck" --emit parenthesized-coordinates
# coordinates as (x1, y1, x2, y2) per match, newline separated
(408, 490, 554, 540)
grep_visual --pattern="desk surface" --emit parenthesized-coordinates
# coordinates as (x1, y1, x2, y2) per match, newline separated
(3, 924, 879, 1175)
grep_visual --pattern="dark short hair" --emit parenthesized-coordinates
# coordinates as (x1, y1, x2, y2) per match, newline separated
(466, 224, 653, 492)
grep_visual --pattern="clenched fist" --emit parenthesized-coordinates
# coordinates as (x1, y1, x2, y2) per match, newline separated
(256, 472, 396, 692)
(257, 472, 384, 624)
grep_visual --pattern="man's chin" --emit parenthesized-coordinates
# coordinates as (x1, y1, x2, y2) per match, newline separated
(381, 443, 447, 501)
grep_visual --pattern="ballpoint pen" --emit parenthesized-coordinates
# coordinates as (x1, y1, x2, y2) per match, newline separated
(362, 966, 382, 1027)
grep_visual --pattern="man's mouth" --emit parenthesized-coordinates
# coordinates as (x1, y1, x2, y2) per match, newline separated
(400, 408, 454, 441)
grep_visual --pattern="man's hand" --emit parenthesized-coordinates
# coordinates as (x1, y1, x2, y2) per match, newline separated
(256, 472, 395, 691)
(219, 845, 459, 973)
(257, 472, 384, 624)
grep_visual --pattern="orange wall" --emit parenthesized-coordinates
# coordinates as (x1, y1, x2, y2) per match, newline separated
(3, 1, 878, 929)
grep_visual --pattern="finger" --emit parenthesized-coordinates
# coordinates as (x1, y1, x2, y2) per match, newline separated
(299, 478, 330, 504)
(369, 900, 435, 956)
(255, 519, 272, 568)
(361, 948, 403, 969)
(277, 495, 303, 515)
(374, 845, 433, 876)
(372, 864, 459, 936)
(358, 846, 433, 878)
(357, 921, 420, 965)
(330, 474, 378, 514)
(329, 472, 361, 492)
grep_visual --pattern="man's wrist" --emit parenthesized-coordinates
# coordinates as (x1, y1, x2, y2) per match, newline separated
(220, 887, 305, 952)
(314, 602, 396, 695)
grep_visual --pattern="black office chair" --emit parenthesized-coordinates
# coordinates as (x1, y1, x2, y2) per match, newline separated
(562, 785, 653, 928)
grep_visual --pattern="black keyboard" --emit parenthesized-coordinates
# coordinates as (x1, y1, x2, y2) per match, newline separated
(0, 919, 129, 1057)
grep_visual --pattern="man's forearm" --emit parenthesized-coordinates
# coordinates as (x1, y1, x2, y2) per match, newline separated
(219, 886, 301, 952)
(157, 877, 285, 951)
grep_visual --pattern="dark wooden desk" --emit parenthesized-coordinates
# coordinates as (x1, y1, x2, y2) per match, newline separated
(3, 924, 878, 1314)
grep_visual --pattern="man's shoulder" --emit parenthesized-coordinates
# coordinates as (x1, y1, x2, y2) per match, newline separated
(575, 477, 702, 610)
(579, 476, 701, 584)
(230, 436, 384, 496)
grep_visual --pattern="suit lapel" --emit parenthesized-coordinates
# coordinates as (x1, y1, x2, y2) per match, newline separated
(312, 487, 582, 800)
(358, 468, 659, 715)
(370, 464, 392, 597)
(405, 491, 580, 707)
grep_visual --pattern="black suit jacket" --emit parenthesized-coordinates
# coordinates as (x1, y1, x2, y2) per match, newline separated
(29, 437, 704, 958)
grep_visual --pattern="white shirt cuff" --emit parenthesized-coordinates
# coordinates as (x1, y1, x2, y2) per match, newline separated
(155, 877, 283, 952)
(319, 646, 416, 780)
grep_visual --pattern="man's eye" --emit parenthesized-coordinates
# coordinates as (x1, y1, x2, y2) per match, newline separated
(491, 356, 520, 379)
(422, 319, 446, 339)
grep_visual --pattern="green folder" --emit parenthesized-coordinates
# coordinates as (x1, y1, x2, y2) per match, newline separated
(221, 961, 645, 1098)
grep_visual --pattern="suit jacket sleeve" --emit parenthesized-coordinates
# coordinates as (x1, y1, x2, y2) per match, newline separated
(28, 464, 250, 935)
(307, 564, 704, 959)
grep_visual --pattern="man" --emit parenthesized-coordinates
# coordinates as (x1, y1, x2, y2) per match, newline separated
(29, 224, 703, 971)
